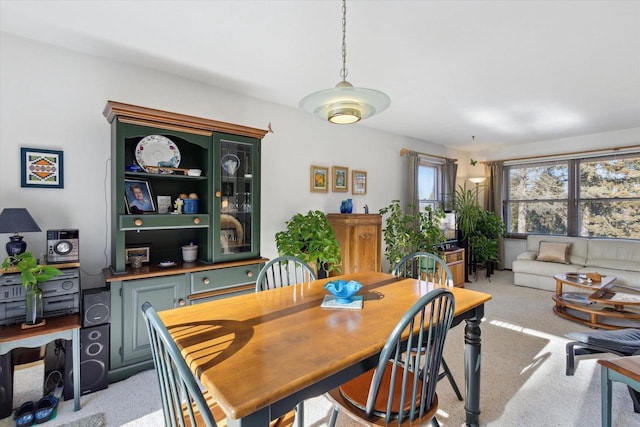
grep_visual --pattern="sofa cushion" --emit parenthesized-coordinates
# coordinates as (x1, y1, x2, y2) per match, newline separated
(526, 235, 588, 266)
(536, 241, 571, 264)
(586, 239, 640, 273)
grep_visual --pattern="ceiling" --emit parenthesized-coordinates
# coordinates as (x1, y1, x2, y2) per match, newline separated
(1, 0, 639, 152)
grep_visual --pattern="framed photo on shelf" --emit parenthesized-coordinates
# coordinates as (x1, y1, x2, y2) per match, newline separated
(352, 170, 367, 195)
(332, 166, 349, 192)
(310, 165, 329, 193)
(125, 245, 151, 264)
(20, 147, 64, 189)
(124, 178, 156, 213)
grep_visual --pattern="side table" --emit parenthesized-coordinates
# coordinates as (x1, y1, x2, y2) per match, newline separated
(598, 355, 640, 427)
(0, 315, 81, 412)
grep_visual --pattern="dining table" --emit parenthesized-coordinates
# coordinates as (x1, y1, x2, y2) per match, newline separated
(158, 271, 492, 427)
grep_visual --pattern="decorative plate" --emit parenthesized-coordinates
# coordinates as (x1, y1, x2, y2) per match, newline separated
(221, 153, 240, 176)
(135, 135, 181, 172)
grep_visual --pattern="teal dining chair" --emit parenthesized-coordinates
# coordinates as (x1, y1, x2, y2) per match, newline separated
(141, 301, 295, 427)
(255, 255, 316, 292)
(255, 256, 315, 426)
(392, 251, 464, 401)
(326, 288, 456, 427)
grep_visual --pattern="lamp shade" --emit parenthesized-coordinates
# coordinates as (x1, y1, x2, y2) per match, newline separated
(0, 208, 41, 256)
(0, 208, 41, 234)
(299, 81, 391, 124)
(468, 177, 487, 185)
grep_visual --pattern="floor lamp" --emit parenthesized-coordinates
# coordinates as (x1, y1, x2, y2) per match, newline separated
(468, 177, 487, 203)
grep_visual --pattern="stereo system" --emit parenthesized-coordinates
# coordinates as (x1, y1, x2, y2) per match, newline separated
(82, 288, 110, 328)
(0, 268, 80, 326)
(63, 323, 110, 401)
(0, 352, 13, 418)
(61, 288, 111, 400)
(46, 229, 80, 264)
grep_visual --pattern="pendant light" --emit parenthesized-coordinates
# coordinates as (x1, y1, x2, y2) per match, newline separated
(299, 0, 390, 124)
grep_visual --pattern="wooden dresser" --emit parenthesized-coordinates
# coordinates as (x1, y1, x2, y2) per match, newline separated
(327, 214, 382, 275)
(443, 247, 465, 287)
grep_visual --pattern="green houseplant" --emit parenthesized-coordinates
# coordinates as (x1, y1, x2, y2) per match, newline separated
(274, 210, 342, 277)
(2, 252, 62, 325)
(379, 200, 446, 272)
(454, 183, 506, 279)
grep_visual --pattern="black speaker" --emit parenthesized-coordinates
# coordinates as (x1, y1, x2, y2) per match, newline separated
(0, 352, 13, 418)
(63, 324, 109, 401)
(82, 288, 110, 328)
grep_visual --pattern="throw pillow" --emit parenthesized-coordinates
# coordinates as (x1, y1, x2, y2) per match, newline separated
(536, 241, 571, 264)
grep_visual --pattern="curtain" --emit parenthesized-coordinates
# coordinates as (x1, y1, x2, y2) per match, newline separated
(442, 159, 458, 211)
(405, 151, 419, 214)
(486, 161, 504, 269)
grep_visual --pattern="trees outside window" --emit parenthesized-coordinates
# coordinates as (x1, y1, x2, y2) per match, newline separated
(505, 153, 640, 239)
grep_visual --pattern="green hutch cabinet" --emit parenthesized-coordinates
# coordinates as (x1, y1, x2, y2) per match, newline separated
(103, 101, 267, 381)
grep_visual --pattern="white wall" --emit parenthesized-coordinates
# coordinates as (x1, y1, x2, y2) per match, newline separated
(0, 33, 463, 285)
(3, 34, 637, 284)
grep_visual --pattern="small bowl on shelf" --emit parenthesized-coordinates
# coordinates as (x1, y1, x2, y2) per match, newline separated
(324, 280, 362, 304)
(187, 169, 202, 176)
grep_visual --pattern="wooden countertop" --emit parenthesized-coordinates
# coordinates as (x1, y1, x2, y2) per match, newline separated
(103, 258, 268, 281)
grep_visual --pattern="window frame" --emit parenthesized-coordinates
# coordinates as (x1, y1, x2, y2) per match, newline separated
(503, 152, 640, 240)
(417, 158, 443, 213)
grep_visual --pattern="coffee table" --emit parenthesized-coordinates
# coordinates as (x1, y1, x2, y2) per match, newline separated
(553, 273, 640, 329)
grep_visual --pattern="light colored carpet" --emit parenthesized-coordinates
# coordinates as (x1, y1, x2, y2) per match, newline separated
(2, 270, 638, 426)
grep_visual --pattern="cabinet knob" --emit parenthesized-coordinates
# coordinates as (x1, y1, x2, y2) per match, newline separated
(193, 217, 200, 225)
(178, 299, 186, 306)
(247, 271, 253, 278)
(134, 218, 143, 227)
(203, 277, 210, 285)
(215, 191, 222, 198)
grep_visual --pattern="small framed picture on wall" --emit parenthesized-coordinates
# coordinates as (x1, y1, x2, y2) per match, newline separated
(352, 170, 367, 195)
(20, 147, 64, 189)
(310, 165, 329, 192)
(332, 166, 349, 192)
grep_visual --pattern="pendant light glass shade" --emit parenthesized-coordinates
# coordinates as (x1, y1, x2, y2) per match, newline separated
(299, 0, 390, 124)
(300, 80, 390, 124)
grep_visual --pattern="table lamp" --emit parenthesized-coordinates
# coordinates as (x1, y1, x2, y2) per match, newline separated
(0, 208, 42, 256)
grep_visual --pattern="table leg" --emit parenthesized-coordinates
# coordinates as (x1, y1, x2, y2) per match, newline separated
(601, 365, 612, 427)
(464, 306, 483, 427)
(72, 328, 81, 411)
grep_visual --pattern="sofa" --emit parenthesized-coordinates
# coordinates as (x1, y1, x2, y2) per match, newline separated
(512, 235, 640, 292)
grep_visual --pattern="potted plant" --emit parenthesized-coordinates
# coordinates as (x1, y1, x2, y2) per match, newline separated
(274, 210, 342, 277)
(469, 209, 506, 277)
(379, 200, 446, 272)
(2, 252, 62, 326)
(454, 183, 506, 279)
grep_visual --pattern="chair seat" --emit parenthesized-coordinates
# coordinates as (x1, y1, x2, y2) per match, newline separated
(184, 390, 295, 427)
(566, 328, 640, 355)
(327, 362, 438, 426)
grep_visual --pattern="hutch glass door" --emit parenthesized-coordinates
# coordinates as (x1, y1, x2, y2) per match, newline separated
(214, 134, 260, 261)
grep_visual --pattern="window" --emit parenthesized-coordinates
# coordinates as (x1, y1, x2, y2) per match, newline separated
(418, 161, 441, 212)
(504, 153, 640, 239)
(578, 156, 640, 238)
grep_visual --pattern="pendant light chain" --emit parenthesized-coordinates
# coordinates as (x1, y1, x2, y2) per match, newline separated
(298, 0, 389, 124)
(340, 0, 348, 81)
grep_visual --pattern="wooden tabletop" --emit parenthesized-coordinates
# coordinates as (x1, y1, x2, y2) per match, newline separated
(158, 271, 491, 420)
(0, 314, 80, 344)
(599, 355, 640, 383)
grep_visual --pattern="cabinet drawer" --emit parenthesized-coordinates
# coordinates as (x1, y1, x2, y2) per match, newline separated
(190, 264, 261, 294)
(120, 214, 209, 230)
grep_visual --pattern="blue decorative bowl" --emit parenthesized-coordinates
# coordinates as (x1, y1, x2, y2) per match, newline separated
(324, 280, 362, 304)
